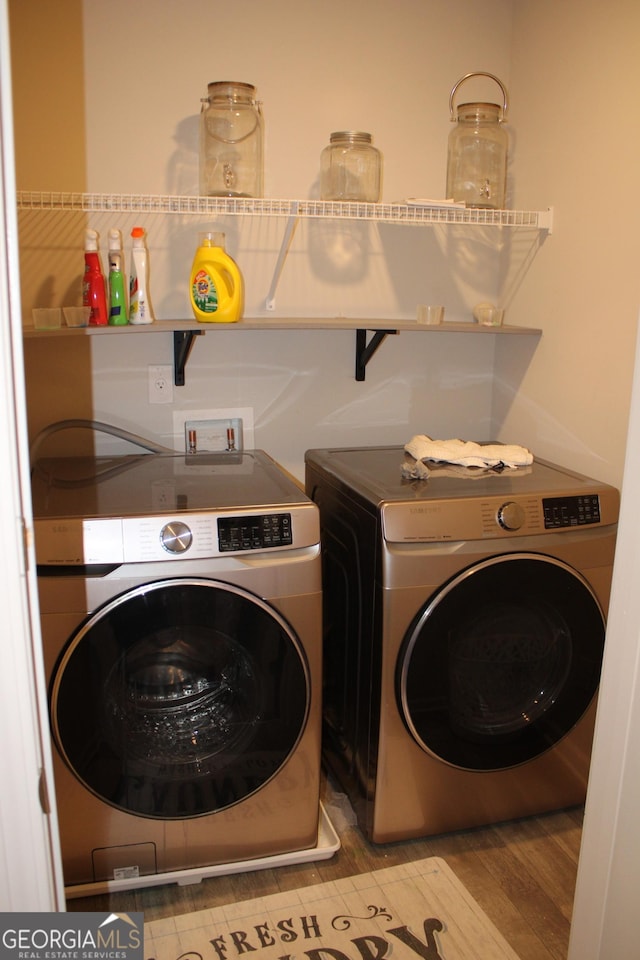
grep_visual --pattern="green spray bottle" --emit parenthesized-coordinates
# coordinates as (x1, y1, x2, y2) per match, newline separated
(108, 228, 128, 325)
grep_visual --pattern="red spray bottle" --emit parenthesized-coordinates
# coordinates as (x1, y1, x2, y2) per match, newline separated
(83, 228, 108, 326)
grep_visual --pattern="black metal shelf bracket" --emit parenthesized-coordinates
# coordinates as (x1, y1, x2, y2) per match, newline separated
(173, 329, 204, 386)
(355, 328, 398, 381)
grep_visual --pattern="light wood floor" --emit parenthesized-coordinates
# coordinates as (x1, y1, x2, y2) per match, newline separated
(68, 773, 582, 960)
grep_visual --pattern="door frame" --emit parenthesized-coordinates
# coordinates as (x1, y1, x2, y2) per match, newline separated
(0, 0, 65, 909)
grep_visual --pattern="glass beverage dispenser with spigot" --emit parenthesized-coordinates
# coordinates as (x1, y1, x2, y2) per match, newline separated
(446, 72, 509, 209)
(199, 81, 264, 198)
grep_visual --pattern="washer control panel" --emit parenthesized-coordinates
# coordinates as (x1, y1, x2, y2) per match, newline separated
(34, 504, 318, 565)
(218, 513, 293, 552)
(542, 494, 601, 528)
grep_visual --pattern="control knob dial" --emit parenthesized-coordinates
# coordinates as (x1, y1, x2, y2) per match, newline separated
(160, 520, 193, 553)
(497, 501, 525, 531)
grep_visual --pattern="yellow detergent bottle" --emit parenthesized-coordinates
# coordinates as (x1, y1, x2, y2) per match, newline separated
(190, 232, 244, 323)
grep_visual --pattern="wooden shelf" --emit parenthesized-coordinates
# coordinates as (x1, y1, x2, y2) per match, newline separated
(23, 317, 541, 383)
(23, 317, 541, 337)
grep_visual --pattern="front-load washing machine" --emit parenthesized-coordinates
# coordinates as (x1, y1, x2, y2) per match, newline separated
(33, 450, 322, 892)
(304, 445, 619, 843)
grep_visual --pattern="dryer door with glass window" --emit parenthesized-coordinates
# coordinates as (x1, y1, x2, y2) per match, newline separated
(50, 577, 310, 818)
(396, 553, 605, 772)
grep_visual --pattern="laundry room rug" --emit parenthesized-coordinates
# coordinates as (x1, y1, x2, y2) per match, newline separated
(143, 857, 521, 960)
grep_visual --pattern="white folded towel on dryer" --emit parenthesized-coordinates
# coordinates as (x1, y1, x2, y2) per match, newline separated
(404, 435, 534, 471)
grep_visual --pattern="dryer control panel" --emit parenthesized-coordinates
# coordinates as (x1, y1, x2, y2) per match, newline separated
(542, 494, 601, 528)
(382, 488, 617, 543)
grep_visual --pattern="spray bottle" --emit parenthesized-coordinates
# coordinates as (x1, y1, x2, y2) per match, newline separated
(190, 232, 244, 323)
(129, 226, 154, 324)
(108, 228, 128, 325)
(82, 228, 108, 326)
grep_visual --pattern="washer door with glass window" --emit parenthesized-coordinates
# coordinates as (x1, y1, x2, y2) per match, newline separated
(396, 553, 605, 772)
(50, 578, 310, 819)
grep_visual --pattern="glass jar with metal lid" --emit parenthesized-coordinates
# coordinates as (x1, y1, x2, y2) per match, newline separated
(199, 81, 264, 198)
(446, 73, 509, 209)
(320, 131, 382, 202)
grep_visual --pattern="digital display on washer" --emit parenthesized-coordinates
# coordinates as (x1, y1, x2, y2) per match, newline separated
(217, 513, 293, 551)
(543, 494, 601, 528)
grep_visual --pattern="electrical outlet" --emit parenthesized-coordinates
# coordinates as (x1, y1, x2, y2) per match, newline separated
(148, 364, 174, 404)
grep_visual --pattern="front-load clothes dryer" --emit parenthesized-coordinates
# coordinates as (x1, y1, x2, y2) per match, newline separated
(33, 450, 322, 892)
(304, 445, 619, 843)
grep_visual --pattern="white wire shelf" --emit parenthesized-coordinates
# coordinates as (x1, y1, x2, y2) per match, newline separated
(16, 191, 553, 230)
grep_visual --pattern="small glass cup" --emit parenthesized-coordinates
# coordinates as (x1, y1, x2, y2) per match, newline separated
(481, 308, 504, 326)
(473, 303, 504, 326)
(417, 304, 444, 325)
(32, 307, 62, 329)
(63, 306, 90, 327)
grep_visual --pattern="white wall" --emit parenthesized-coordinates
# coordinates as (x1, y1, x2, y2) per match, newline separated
(18, 0, 640, 483)
(83, 0, 513, 202)
(496, 0, 640, 487)
(18, 0, 634, 488)
(20, 0, 529, 479)
(502, 4, 640, 955)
